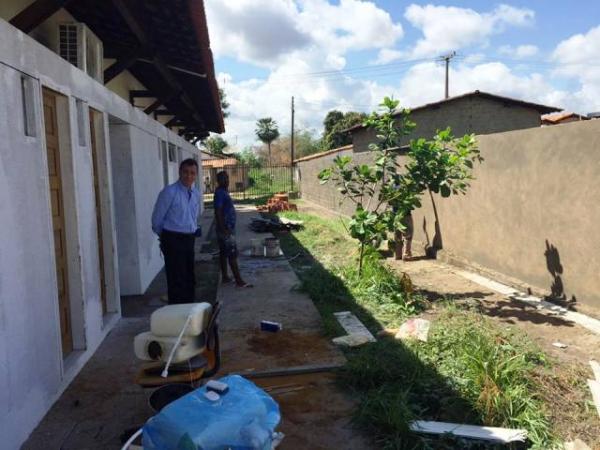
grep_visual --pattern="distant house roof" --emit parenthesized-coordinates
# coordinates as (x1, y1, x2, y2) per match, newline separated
(541, 111, 590, 125)
(202, 158, 239, 168)
(201, 150, 228, 160)
(347, 90, 562, 133)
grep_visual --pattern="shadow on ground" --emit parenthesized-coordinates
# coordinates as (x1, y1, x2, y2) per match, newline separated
(274, 219, 526, 450)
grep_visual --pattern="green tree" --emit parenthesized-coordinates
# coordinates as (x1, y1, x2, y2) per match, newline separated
(319, 97, 481, 274)
(255, 117, 280, 164)
(236, 147, 261, 167)
(293, 130, 323, 159)
(204, 135, 228, 156)
(219, 88, 230, 119)
(322, 110, 367, 150)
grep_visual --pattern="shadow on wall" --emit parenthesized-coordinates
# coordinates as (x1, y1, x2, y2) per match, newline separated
(423, 191, 443, 258)
(544, 239, 577, 308)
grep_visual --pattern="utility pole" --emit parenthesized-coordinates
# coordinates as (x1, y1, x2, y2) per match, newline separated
(290, 96, 295, 192)
(440, 51, 456, 99)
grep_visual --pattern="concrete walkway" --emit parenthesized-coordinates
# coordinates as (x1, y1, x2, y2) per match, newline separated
(22, 204, 370, 449)
(216, 205, 370, 449)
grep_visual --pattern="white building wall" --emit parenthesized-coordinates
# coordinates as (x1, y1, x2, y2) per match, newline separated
(0, 17, 202, 448)
(0, 63, 64, 450)
(131, 127, 168, 291)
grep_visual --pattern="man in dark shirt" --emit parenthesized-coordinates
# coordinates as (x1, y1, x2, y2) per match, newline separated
(214, 171, 251, 287)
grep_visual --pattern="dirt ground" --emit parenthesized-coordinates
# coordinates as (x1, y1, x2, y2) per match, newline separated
(298, 199, 600, 447)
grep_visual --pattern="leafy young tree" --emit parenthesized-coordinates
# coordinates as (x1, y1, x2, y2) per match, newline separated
(255, 117, 280, 164)
(319, 97, 481, 274)
(204, 135, 228, 156)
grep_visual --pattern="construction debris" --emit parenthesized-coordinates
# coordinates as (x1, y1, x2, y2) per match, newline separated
(564, 439, 592, 450)
(256, 193, 298, 213)
(249, 217, 303, 233)
(587, 380, 600, 418)
(332, 334, 374, 347)
(332, 311, 376, 347)
(589, 360, 600, 418)
(590, 360, 600, 381)
(395, 318, 431, 342)
(409, 421, 528, 443)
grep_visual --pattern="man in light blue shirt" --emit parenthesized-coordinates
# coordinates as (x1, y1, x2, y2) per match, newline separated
(151, 158, 201, 304)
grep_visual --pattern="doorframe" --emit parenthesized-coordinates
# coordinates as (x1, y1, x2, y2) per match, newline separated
(41, 87, 87, 360)
(88, 107, 120, 321)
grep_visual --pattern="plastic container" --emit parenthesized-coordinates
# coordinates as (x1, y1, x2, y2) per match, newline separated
(143, 375, 281, 450)
(264, 238, 280, 257)
(251, 238, 263, 256)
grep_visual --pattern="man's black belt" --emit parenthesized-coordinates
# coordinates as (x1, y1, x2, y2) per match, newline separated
(162, 229, 195, 237)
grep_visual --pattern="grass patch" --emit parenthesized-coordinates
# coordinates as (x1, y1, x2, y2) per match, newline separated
(277, 210, 559, 449)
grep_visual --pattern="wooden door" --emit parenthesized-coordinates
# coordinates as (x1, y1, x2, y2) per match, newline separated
(43, 88, 73, 355)
(89, 109, 107, 315)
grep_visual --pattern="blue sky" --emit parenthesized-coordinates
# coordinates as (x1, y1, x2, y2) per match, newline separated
(205, 1, 600, 148)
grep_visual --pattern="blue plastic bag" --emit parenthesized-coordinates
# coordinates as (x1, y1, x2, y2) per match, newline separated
(143, 375, 281, 450)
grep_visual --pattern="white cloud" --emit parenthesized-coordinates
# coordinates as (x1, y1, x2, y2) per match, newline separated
(205, 0, 311, 67)
(552, 25, 600, 113)
(205, 2, 600, 147)
(404, 3, 535, 57)
(492, 4, 535, 26)
(205, 0, 403, 68)
(205, 0, 405, 146)
(499, 44, 539, 58)
(395, 60, 566, 109)
(371, 48, 405, 65)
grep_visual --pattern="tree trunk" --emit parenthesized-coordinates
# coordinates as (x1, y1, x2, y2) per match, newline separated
(268, 142, 271, 165)
(359, 242, 365, 276)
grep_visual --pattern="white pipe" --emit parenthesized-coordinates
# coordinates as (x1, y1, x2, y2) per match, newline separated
(121, 428, 143, 450)
(161, 314, 193, 378)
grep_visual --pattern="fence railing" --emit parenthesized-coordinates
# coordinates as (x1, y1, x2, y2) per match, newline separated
(202, 163, 294, 202)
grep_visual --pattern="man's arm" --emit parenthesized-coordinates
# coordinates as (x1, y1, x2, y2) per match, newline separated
(151, 187, 174, 235)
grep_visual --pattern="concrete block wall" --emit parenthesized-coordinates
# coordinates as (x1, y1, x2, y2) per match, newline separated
(298, 118, 600, 312)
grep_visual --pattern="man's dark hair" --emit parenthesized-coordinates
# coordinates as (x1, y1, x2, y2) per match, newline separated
(179, 158, 198, 171)
(216, 171, 229, 184)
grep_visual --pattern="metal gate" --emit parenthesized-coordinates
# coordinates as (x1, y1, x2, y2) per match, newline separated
(202, 163, 293, 202)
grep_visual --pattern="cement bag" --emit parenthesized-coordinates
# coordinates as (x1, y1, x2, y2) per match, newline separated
(143, 375, 280, 450)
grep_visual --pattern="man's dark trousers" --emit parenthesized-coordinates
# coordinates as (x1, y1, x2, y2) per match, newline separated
(160, 230, 196, 304)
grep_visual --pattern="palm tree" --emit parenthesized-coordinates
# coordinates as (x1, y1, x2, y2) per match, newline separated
(255, 117, 280, 164)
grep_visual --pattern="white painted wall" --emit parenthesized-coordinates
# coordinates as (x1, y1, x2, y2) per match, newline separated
(110, 126, 204, 295)
(0, 17, 202, 449)
(0, 63, 63, 450)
